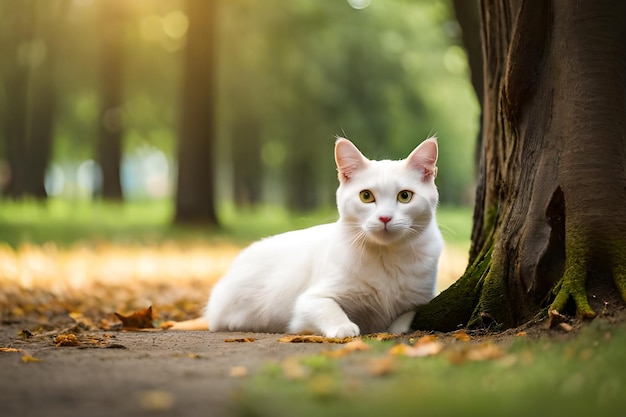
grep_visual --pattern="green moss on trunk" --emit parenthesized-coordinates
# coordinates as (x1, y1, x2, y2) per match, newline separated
(468, 253, 513, 329)
(609, 240, 626, 303)
(411, 246, 492, 332)
(549, 236, 595, 318)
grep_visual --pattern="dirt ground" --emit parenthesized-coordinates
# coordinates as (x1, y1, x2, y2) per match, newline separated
(0, 325, 335, 417)
(0, 242, 472, 417)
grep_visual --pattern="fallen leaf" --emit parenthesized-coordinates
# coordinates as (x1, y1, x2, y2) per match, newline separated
(467, 344, 502, 361)
(324, 339, 371, 358)
(389, 341, 444, 357)
(53, 334, 81, 347)
(448, 342, 504, 364)
(559, 322, 574, 332)
(413, 334, 439, 345)
(138, 390, 175, 411)
(367, 356, 396, 376)
(0, 347, 21, 353)
(366, 333, 397, 341)
(281, 357, 311, 380)
(224, 337, 255, 343)
(21, 354, 42, 363)
(278, 335, 354, 344)
(229, 366, 249, 378)
(548, 309, 570, 329)
(114, 306, 155, 330)
(452, 330, 471, 342)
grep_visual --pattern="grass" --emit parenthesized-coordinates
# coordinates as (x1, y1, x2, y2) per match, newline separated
(240, 320, 626, 417)
(0, 199, 472, 249)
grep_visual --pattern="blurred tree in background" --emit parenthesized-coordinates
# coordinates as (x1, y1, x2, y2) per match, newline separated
(0, 0, 69, 199)
(174, 0, 219, 225)
(0, 0, 479, 218)
(96, 0, 127, 200)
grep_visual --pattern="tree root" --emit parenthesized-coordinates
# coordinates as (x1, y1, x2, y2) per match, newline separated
(610, 242, 626, 306)
(550, 238, 626, 319)
(410, 246, 492, 332)
(549, 256, 596, 318)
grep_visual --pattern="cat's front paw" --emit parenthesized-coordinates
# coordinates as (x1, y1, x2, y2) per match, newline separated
(323, 322, 360, 338)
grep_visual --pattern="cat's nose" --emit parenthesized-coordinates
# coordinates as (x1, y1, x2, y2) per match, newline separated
(378, 216, 392, 224)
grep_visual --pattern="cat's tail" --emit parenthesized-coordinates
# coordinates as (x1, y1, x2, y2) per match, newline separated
(161, 317, 209, 331)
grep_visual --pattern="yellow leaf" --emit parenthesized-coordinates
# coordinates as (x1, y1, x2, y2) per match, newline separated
(367, 333, 397, 341)
(388, 343, 411, 356)
(324, 339, 371, 358)
(367, 356, 396, 376)
(21, 354, 42, 363)
(53, 334, 81, 347)
(229, 366, 249, 378)
(0, 347, 20, 353)
(224, 337, 255, 343)
(138, 390, 175, 411)
(281, 357, 311, 380)
(452, 330, 471, 342)
(389, 341, 444, 357)
(278, 335, 354, 344)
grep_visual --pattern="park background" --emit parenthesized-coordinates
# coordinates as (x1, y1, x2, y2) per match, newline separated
(3, 2, 626, 417)
(0, 0, 478, 213)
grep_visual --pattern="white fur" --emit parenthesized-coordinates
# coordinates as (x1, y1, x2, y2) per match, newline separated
(205, 137, 444, 337)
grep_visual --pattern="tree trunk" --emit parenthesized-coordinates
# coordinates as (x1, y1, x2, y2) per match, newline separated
(96, 0, 125, 201)
(452, 0, 483, 166)
(1, 1, 61, 199)
(174, 0, 219, 225)
(412, 0, 626, 331)
(232, 112, 263, 207)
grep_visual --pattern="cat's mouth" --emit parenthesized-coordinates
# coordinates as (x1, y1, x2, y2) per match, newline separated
(366, 225, 405, 245)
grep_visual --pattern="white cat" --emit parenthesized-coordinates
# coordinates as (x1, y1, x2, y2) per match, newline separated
(204, 137, 444, 337)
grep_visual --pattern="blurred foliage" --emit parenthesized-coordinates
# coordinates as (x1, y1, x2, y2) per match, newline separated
(0, 199, 471, 248)
(0, 0, 478, 207)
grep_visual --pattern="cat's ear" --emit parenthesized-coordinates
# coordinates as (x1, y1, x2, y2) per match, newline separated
(335, 138, 368, 182)
(406, 136, 438, 181)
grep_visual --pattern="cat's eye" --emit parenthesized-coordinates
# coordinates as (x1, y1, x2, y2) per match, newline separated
(397, 190, 413, 203)
(359, 190, 375, 203)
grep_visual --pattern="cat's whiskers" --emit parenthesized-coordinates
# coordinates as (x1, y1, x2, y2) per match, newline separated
(348, 229, 369, 262)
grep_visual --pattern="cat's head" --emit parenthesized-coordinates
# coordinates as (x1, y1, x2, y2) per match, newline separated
(334, 137, 439, 246)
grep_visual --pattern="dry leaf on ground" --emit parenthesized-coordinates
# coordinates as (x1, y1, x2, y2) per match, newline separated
(452, 330, 471, 342)
(278, 335, 354, 344)
(367, 356, 396, 376)
(448, 342, 505, 364)
(324, 339, 371, 358)
(0, 347, 21, 353)
(114, 306, 155, 330)
(21, 354, 42, 363)
(229, 366, 249, 378)
(53, 334, 81, 347)
(389, 341, 444, 357)
(224, 337, 255, 343)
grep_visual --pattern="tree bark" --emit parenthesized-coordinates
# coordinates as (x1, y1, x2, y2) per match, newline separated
(412, 0, 626, 331)
(174, 0, 219, 225)
(452, 0, 484, 166)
